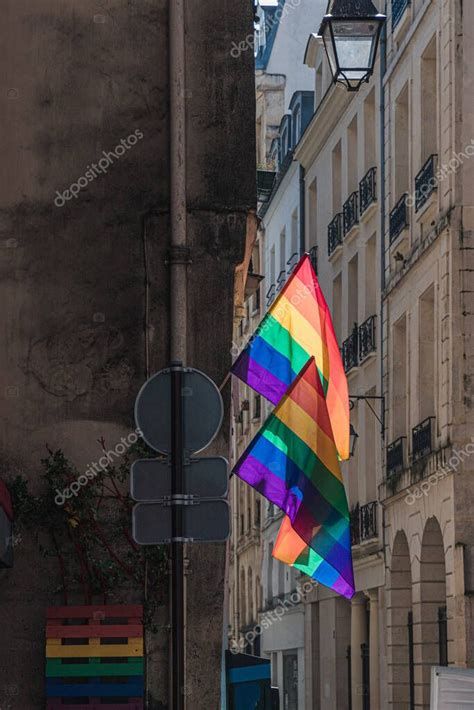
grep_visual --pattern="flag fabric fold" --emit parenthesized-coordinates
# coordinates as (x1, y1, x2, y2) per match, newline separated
(231, 253, 350, 461)
(233, 356, 355, 599)
(272, 516, 354, 599)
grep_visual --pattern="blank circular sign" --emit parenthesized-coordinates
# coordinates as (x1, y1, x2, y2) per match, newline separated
(134, 367, 224, 455)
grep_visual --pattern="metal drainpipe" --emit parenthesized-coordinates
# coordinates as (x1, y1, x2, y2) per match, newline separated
(169, 2, 187, 709)
(170, 0, 188, 362)
(299, 163, 306, 255)
(379, 5, 387, 443)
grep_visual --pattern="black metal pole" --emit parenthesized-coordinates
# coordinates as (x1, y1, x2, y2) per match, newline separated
(171, 362, 185, 710)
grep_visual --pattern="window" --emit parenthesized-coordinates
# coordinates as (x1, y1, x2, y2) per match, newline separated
(255, 576, 262, 616)
(419, 285, 435, 421)
(392, 0, 410, 31)
(270, 246, 276, 286)
(333, 273, 342, 343)
(332, 141, 342, 214)
(347, 114, 358, 196)
(394, 84, 410, 199)
(247, 567, 254, 625)
(254, 395, 261, 420)
(290, 210, 298, 260)
(364, 88, 376, 171)
(308, 178, 317, 248)
(254, 284, 260, 312)
(255, 499, 261, 525)
(278, 557, 285, 596)
(393, 315, 408, 440)
(279, 228, 287, 284)
(292, 106, 301, 146)
(267, 543, 274, 604)
(240, 568, 246, 625)
(348, 253, 359, 334)
(365, 234, 376, 317)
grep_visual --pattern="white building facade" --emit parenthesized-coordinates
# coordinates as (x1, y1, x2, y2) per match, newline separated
(233, 1, 474, 709)
(295, 30, 385, 710)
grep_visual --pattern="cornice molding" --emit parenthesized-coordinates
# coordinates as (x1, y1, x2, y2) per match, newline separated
(294, 84, 354, 168)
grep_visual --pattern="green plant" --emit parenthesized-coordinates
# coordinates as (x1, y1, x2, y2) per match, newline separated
(7, 437, 167, 628)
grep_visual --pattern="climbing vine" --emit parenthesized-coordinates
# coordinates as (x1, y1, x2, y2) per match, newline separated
(6, 437, 168, 629)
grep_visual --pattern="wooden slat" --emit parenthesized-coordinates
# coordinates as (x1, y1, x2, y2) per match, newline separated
(46, 659, 144, 678)
(47, 605, 143, 620)
(46, 639, 143, 658)
(46, 699, 143, 710)
(46, 679, 144, 698)
(47, 623, 143, 639)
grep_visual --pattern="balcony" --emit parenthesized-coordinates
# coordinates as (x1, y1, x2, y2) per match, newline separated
(343, 191, 359, 235)
(328, 213, 343, 256)
(415, 154, 438, 212)
(266, 283, 276, 308)
(359, 167, 377, 215)
(350, 502, 378, 546)
(387, 437, 405, 477)
(358, 315, 376, 362)
(309, 245, 318, 274)
(342, 326, 358, 373)
(412, 416, 434, 462)
(276, 269, 286, 293)
(392, 0, 410, 30)
(389, 193, 409, 244)
(287, 252, 299, 275)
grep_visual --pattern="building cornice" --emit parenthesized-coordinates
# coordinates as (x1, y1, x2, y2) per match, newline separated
(294, 84, 353, 169)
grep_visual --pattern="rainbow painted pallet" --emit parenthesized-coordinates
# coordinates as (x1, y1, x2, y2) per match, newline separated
(46, 605, 144, 710)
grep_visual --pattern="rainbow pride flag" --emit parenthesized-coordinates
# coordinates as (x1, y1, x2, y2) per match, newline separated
(234, 357, 354, 599)
(231, 254, 350, 460)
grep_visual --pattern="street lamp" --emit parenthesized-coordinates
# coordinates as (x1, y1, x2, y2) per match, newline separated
(319, 0, 386, 92)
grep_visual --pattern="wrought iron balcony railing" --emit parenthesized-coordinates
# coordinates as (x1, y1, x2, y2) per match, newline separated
(328, 213, 343, 256)
(360, 501, 377, 541)
(359, 167, 377, 215)
(309, 245, 318, 274)
(412, 416, 434, 462)
(266, 283, 276, 308)
(342, 326, 358, 373)
(415, 154, 438, 212)
(276, 269, 286, 293)
(358, 315, 376, 362)
(343, 191, 359, 235)
(350, 501, 378, 546)
(387, 437, 405, 477)
(389, 193, 409, 244)
(392, 0, 410, 30)
(286, 252, 299, 275)
(350, 505, 360, 546)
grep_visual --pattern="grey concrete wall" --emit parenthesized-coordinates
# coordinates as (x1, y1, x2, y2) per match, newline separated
(0, 0, 255, 707)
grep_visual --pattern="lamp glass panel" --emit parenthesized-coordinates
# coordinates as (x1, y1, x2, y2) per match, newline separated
(322, 24, 338, 74)
(331, 19, 378, 70)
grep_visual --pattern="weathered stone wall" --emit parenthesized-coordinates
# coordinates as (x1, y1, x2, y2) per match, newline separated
(0, 1, 255, 707)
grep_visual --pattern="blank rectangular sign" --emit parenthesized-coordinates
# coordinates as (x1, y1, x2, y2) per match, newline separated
(132, 500, 230, 545)
(131, 457, 228, 501)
